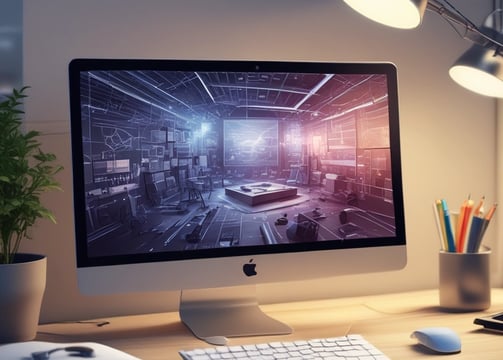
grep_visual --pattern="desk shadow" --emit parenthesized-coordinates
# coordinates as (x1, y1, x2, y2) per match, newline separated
(469, 328, 503, 336)
(434, 306, 490, 314)
(409, 343, 460, 356)
(37, 319, 189, 342)
(408, 305, 489, 314)
(387, 305, 443, 315)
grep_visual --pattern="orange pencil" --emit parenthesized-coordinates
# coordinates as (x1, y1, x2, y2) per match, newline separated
(455, 198, 467, 246)
(457, 197, 473, 252)
(485, 203, 497, 221)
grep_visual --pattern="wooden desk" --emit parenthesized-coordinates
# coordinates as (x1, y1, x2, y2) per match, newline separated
(36, 289, 503, 359)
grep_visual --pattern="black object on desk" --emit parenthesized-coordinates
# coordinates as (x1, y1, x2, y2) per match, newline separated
(31, 345, 95, 359)
(474, 312, 503, 332)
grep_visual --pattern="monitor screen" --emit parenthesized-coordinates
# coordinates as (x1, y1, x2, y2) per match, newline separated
(69, 59, 406, 339)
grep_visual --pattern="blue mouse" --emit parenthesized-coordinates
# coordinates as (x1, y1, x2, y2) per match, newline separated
(410, 327, 461, 354)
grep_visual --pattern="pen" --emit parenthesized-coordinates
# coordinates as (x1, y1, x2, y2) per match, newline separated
(441, 199, 456, 252)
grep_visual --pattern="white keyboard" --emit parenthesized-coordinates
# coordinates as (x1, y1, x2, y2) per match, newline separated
(179, 334, 390, 360)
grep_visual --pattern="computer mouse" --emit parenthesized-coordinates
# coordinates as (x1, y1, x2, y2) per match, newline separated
(410, 327, 461, 354)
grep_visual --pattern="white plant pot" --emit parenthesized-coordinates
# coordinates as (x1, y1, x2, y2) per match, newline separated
(0, 254, 46, 343)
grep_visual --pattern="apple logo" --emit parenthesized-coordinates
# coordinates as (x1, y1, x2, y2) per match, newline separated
(242, 259, 257, 277)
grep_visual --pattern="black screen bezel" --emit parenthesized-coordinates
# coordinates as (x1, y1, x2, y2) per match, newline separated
(69, 58, 406, 268)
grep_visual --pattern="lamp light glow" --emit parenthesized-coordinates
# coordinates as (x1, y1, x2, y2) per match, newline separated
(343, 0, 428, 29)
(449, 44, 503, 98)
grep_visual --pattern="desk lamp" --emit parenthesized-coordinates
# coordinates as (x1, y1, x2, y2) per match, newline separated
(343, 0, 503, 98)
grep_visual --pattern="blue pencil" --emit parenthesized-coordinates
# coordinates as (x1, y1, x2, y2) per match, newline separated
(441, 199, 456, 252)
(466, 216, 484, 253)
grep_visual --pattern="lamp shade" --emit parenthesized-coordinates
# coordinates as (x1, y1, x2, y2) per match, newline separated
(449, 44, 503, 98)
(343, 0, 428, 29)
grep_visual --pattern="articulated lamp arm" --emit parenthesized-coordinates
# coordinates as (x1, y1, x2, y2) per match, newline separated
(427, 0, 503, 51)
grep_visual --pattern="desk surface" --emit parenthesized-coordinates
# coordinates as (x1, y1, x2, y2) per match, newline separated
(36, 289, 503, 359)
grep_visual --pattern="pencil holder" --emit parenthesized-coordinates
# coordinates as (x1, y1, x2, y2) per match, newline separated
(439, 249, 491, 311)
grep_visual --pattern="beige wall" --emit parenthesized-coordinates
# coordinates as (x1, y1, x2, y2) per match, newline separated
(21, 0, 500, 323)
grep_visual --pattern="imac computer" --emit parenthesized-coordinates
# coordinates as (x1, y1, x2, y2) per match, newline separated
(69, 58, 406, 340)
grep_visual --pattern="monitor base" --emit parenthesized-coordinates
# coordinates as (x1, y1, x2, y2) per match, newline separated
(179, 285, 292, 340)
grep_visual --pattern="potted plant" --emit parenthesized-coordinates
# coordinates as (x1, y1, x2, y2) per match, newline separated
(0, 87, 62, 343)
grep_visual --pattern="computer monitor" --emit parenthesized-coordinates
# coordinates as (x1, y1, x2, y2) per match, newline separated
(69, 58, 406, 340)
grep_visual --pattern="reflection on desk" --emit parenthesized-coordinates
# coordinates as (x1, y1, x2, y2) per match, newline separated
(36, 289, 503, 359)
